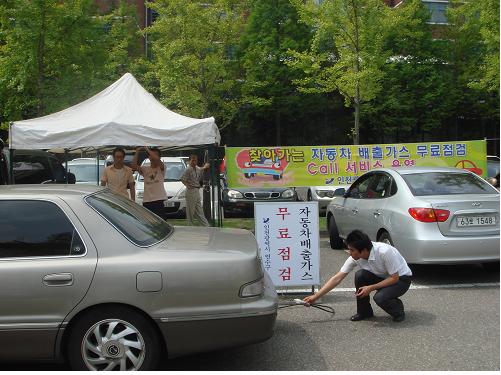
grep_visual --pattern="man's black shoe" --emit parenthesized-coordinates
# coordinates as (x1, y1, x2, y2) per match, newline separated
(350, 313, 374, 321)
(392, 313, 405, 322)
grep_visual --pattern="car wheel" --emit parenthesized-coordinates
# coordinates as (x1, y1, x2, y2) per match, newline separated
(67, 307, 161, 371)
(328, 216, 344, 249)
(273, 175, 280, 180)
(378, 231, 394, 246)
(482, 261, 499, 272)
(244, 173, 251, 178)
(307, 190, 312, 201)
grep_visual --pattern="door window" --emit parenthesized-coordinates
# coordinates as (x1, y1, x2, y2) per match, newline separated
(0, 200, 85, 258)
(348, 174, 378, 199)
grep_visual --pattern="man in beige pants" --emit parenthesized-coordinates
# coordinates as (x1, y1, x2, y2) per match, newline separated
(181, 154, 210, 226)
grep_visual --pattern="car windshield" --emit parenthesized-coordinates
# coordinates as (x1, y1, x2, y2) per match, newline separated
(138, 162, 185, 182)
(402, 172, 497, 196)
(69, 164, 104, 183)
(85, 191, 173, 247)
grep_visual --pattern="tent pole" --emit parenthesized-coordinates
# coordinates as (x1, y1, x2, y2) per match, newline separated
(96, 149, 100, 186)
(64, 149, 69, 185)
(9, 148, 14, 185)
(209, 146, 216, 227)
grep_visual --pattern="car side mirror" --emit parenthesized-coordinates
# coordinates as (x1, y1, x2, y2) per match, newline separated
(343, 190, 351, 198)
(333, 188, 346, 197)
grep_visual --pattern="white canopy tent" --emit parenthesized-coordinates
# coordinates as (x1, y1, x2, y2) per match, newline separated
(9, 73, 220, 151)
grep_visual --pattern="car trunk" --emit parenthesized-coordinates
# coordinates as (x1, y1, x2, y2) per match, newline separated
(419, 194, 500, 237)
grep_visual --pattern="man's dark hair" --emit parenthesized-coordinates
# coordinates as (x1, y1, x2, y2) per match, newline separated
(149, 147, 161, 157)
(345, 230, 373, 252)
(113, 147, 125, 157)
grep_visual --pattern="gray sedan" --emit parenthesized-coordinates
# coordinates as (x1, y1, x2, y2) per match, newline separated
(326, 167, 500, 267)
(0, 185, 277, 370)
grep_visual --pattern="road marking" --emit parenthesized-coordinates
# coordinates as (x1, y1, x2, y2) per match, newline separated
(277, 282, 499, 294)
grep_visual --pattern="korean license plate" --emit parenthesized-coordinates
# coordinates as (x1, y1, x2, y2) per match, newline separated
(165, 201, 176, 207)
(457, 216, 496, 227)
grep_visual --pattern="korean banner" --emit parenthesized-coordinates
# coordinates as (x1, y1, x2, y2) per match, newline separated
(226, 140, 487, 188)
(255, 202, 320, 287)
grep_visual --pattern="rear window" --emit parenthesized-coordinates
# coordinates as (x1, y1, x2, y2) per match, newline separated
(402, 172, 498, 196)
(85, 191, 172, 247)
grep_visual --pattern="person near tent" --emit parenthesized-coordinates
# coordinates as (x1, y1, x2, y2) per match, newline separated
(181, 154, 210, 226)
(132, 147, 168, 218)
(100, 147, 135, 201)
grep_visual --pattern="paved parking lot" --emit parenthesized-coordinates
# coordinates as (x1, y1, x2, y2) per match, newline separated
(3, 237, 499, 371)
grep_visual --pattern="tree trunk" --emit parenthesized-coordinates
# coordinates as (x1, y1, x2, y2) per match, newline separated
(36, 2, 46, 116)
(353, 97, 360, 145)
(275, 109, 281, 145)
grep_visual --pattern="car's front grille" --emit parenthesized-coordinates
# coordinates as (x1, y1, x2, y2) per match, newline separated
(244, 192, 281, 199)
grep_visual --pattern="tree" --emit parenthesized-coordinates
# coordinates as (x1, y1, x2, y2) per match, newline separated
(146, 0, 248, 129)
(0, 0, 108, 124)
(361, 0, 455, 142)
(238, 0, 313, 145)
(288, 0, 392, 144)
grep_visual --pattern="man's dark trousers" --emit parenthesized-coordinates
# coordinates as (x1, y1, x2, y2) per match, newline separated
(355, 269, 412, 317)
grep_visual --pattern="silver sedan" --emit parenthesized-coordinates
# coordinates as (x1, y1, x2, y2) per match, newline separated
(0, 185, 277, 370)
(326, 167, 500, 267)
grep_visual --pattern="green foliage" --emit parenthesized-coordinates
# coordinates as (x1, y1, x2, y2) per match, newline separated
(288, 0, 392, 144)
(147, 0, 248, 127)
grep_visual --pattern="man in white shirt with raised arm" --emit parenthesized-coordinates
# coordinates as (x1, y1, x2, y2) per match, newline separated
(304, 229, 412, 322)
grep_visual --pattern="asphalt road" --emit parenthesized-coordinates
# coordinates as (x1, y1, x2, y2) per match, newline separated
(3, 237, 499, 371)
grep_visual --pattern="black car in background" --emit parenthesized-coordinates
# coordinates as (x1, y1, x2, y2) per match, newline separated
(220, 174, 298, 217)
(0, 141, 75, 185)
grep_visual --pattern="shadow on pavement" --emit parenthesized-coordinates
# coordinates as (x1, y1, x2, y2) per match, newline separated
(162, 319, 328, 371)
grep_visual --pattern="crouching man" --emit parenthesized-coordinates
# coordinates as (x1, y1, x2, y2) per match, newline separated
(304, 229, 412, 322)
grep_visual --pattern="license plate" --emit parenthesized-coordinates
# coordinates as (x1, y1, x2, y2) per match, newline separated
(165, 201, 176, 207)
(457, 216, 496, 227)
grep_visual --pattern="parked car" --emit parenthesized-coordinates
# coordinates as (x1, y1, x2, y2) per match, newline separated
(487, 155, 500, 178)
(105, 153, 137, 168)
(221, 175, 297, 217)
(135, 157, 189, 216)
(68, 158, 106, 185)
(296, 185, 350, 215)
(326, 167, 500, 268)
(0, 148, 75, 184)
(0, 185, 277, 370)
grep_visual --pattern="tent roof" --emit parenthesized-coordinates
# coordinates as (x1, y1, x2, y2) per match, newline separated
(9, 73, 220, 151)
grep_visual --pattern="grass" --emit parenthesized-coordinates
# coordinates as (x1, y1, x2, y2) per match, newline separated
(168, 216, 327, 232)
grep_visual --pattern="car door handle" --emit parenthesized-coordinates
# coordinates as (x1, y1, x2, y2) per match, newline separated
(43, 273, 74, 287)
(373, 211, 381, 217)
(352, 209, 359, 214)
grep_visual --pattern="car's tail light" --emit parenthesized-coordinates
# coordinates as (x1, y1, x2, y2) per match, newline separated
(239, 277, 264, 298)
(408, 208, 450, 222)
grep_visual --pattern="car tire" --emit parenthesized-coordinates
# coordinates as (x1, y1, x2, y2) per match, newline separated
(67, 307, 161, 371)
(482, 261, 500, 272)
(328, 216, 344, 249)
(273, 175, 280, 180)
(244, 173, 251, 178)
(378, 231, 394, 246)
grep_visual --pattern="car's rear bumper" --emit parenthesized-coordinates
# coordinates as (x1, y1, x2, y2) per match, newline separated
(395, 232, 500, 264)
(156, 272, 278, 358)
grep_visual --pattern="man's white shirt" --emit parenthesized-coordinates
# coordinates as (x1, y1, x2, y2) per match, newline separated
(340, 242, 412, 278)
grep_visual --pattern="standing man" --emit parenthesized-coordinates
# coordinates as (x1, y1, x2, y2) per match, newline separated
(304, 230, 412, 322)
(101, 147, 135, 201)
(132, 147, 168, 218)
(181, 154, 210, 226)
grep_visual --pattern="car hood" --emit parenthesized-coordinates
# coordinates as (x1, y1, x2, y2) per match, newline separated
(136, 180, 184, 196)
(157, 226, 259, 257)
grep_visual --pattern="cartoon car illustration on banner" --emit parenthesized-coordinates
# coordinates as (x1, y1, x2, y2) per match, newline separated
(455, 159, 483, 176)
(236, 149, 289, 180)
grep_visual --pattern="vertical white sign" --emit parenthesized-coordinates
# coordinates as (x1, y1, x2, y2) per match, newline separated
(255, 202, 320, 287)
